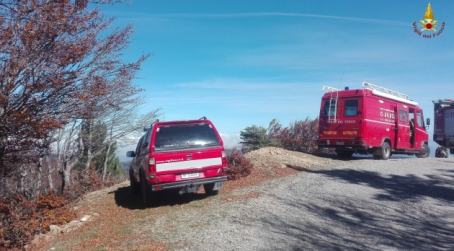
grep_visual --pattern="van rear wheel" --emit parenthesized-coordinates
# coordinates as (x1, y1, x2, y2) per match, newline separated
(379, 142, 391, 160)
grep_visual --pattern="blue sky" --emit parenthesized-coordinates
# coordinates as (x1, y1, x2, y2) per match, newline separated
(100, 1, 454, 156)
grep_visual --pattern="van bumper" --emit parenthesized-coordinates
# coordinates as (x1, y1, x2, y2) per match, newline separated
(151, 176, 227, 191)
(318, 145, 370, 154)
(318, 139, 368, 152)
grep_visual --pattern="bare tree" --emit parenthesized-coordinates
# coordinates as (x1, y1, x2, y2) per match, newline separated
(101, 102, 161, 180)
(53, 120, 83, 192)
(0, 0, 148, 176)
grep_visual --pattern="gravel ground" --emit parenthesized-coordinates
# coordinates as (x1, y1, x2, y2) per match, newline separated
(157, 156, 454, 251)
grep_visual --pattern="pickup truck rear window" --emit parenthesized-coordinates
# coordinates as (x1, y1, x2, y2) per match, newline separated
(154, 124, 221, 150)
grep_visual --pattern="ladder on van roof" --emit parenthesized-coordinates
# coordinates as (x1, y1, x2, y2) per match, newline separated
(322, 86, 341, 122)
(362, 82, 410, 101)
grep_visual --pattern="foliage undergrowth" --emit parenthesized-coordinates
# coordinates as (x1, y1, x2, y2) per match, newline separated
(240, 118, 320, 154)
(226, 148, 254, 180)
(0, 163, 125, 250)
(0, 191, 73, 249)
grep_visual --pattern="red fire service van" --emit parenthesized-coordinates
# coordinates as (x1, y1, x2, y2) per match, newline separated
(317, 82, 430, 160)
(126, 117, 228, 205)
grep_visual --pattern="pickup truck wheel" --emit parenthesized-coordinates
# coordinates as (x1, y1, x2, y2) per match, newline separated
(204, 183, 219, 196)
(140, 172, 152, 205)
(416, 144, 430, 158)
(380, 142, 391, 160)
(130, 172, 140, 194)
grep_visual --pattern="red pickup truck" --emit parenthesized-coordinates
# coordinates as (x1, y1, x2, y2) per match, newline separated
(126, 117, 228, 205)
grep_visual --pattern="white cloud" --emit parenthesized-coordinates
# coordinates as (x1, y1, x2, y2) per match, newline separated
(220, 133, 242, 149)
(127, 12, 409, 27)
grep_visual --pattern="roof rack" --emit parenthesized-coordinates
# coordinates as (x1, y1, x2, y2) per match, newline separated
(433, 99, 454, 105)
(322, 86, 341, 92)
(144, 119, 159, 131)
(362, 82, 409, 100)
(362, 82, 418, 106)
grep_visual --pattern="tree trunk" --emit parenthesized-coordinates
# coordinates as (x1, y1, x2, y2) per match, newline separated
(37, 157, 43, 196)
(85, 119, 93, 170)
(18, 164, 28, 197)
(47, 156, 54, 191)
(60, 162, 72, 192)
(102, 141, 113, 181)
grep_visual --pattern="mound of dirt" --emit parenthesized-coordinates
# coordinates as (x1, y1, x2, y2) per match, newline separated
(244, 147, 334, 170)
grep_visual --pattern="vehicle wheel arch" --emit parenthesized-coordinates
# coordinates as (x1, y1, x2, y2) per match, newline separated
(373, 138, 392, 160)
(381, 137, 392, 147)
(129, 166, 139, 183)
(416, 142, 430, 158)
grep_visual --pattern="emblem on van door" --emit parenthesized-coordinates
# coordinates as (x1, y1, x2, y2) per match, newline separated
(413, 3, 445, 38)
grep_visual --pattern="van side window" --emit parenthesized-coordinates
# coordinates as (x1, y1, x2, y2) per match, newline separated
(417, 111, 424, 127)
(399, 110, 408, 122)
(324, 101, 336, 117)
(344, 100, 358, 116)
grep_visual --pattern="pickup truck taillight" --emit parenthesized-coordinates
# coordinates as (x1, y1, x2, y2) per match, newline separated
(221, 151, 226, 165)
(221, 151, 227, 173)
(148, 157, 156, 175)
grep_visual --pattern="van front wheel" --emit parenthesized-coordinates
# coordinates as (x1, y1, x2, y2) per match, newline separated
(416, 144, 430, 158)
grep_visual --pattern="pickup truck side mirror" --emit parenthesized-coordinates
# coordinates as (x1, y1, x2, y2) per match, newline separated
(426, 118, 430, 126)
(126, 151, 135, 158)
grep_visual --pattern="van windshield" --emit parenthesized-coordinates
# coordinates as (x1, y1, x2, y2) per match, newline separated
(154, 124, 221, 150)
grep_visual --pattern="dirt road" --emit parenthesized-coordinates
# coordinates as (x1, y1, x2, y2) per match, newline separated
(37, 152, 454, 251)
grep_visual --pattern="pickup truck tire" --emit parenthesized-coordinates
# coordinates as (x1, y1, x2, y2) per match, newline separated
(130, 171, 140, 194)
(379, 142, 391, 160)
(416, 144, 430, 158)
(204, 183, 219, 196)
(140, 172, 152, 205)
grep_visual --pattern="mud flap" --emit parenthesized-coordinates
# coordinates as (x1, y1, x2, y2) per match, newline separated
(213, 182, 222, 191)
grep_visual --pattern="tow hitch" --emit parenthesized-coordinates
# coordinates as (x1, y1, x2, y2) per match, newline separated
(178, 183, 200, 195)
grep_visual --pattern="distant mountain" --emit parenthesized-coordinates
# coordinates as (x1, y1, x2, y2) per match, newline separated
(120, 161, 131, 172)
